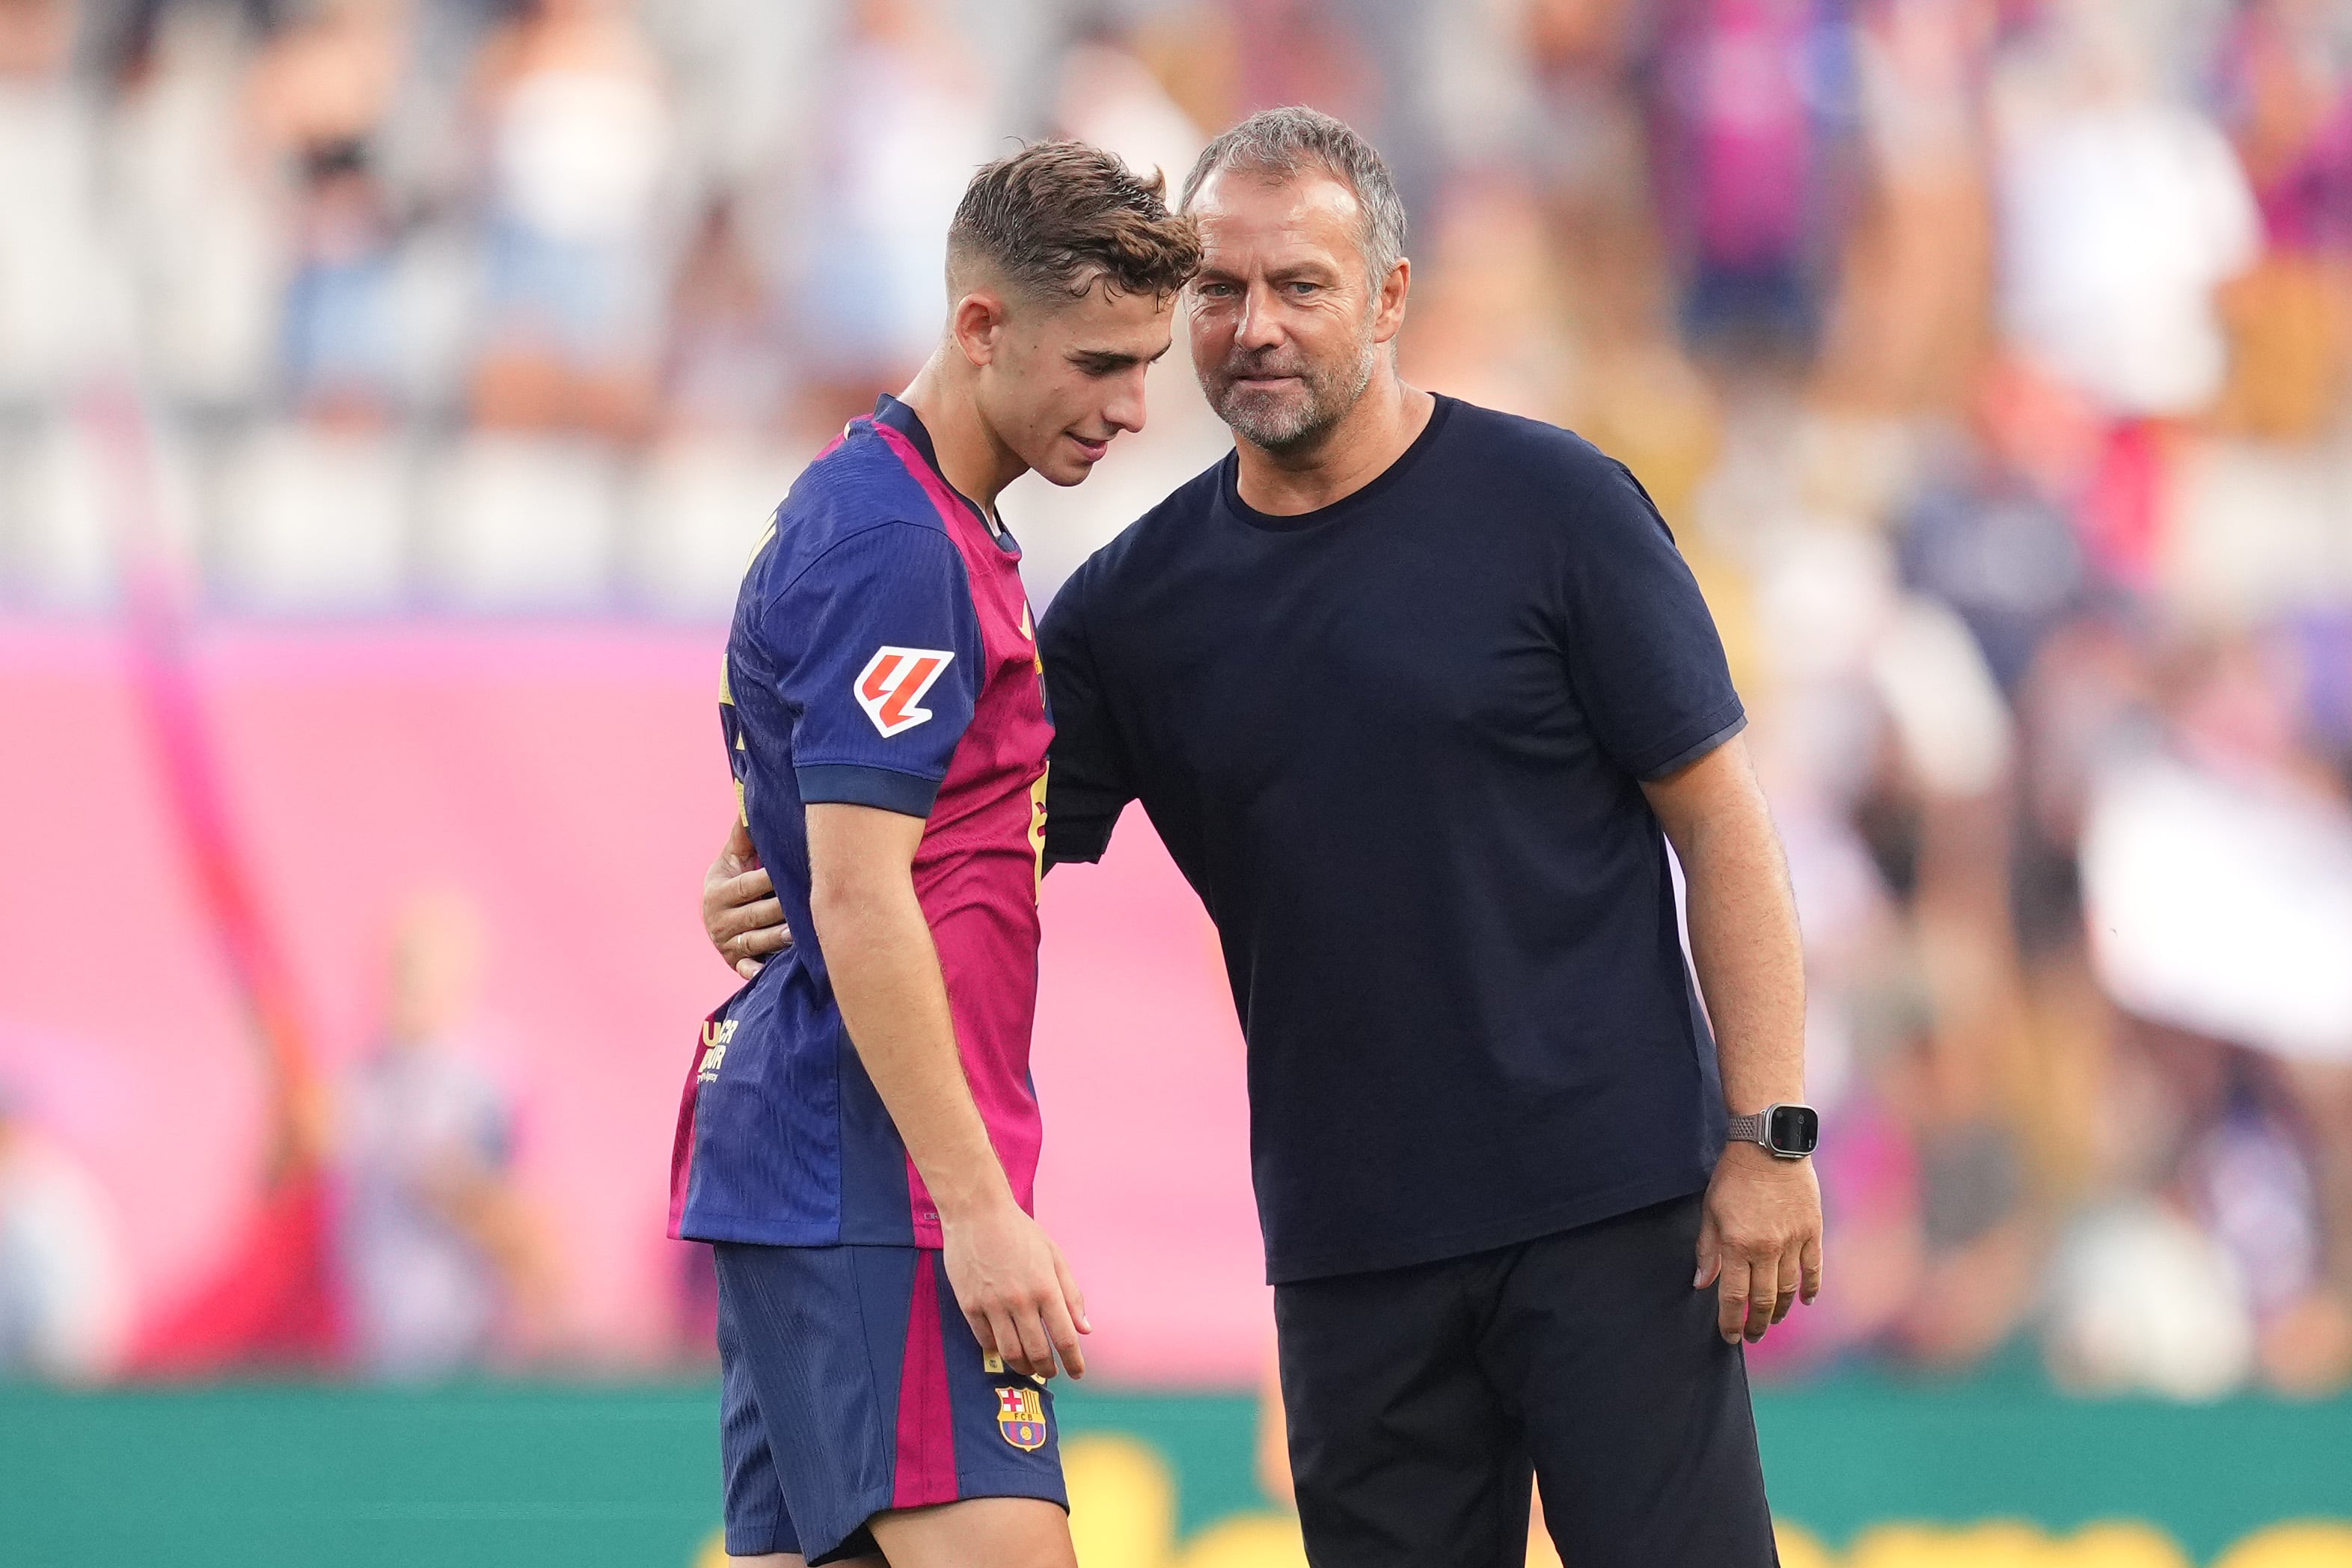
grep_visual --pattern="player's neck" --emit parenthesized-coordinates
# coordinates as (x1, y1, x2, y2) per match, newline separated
(1233, 370, 1434, 518)
(899, 360, 1024, 521)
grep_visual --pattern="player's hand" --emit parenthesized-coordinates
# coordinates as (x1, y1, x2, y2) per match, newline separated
(704, 818, 793, 979)
(1694, 1141, 1823, 1345)
(940, 1196, 1091, 1381)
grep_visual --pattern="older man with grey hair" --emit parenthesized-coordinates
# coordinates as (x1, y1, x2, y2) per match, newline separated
(708, 107, 1819, 1566)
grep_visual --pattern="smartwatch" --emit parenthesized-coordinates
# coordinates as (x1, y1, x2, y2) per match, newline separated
(1727, 1103, 1819, 1160)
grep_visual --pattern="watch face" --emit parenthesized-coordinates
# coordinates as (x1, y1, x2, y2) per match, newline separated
(1768, 1104, 1820, 1155)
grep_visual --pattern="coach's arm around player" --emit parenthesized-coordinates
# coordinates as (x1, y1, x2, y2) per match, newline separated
(1641, 734, 1825, 1346)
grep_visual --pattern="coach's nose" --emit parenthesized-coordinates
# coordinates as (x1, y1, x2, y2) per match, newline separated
(1234, 281, 1286, 352)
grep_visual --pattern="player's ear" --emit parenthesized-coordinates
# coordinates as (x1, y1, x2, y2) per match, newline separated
(949, 290, 1009, 368)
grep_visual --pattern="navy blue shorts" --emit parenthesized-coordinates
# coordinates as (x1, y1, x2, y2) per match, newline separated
(714, 1242, 1067, 1564)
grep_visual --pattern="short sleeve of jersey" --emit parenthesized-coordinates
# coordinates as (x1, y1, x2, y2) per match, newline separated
(762, 520, 984, 818)
(1039, 566, 1138, 866)
(1556, 459, 1746, 780)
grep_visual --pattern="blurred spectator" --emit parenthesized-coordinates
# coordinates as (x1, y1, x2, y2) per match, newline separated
(2077, 634, 2352, 1394)
(1523, 0, 1660, 358)
(245, 0, 408, 159)
(108, 0, 285, 408)
(1519, 1, 1729, 515)
(339, 891, 550, 1379)
(1856, 598, 2042, 1370)
(2045, 1194, 2258, 1400)
(274, 138, 402, 423)
(1053, 21, 1205, 187)
(0, 0, 108, 406)
(1995, 1, 2260, 420)
(1818, 0, 1998, 411)
(1739, 489, 2045, 1377)
(0, 1078, 129, 1382)
(636, 189, 801, 613)
(1645, 0, 1859, 370)
(1994, 1, 2261, 589)
(245, 0, 413, 424)
(1227, 0, 1379, 158)
(1402, 172, 1576, 421)
(2210, 0, 2352, 441)
(86, 0, 289, 86)
(2082, 637, 2352, 1070)
(1896, 357, 2096, 694)
(788, 0, 990, 432)
(465, 0, 672, 438)
(660, 193, 785, 434)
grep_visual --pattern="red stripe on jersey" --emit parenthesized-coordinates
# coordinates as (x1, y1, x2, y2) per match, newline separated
(892, 1251, 961, 1509)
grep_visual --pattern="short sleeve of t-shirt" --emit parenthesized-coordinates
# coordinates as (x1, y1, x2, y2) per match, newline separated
(1038, 568, 1138, 865)
(763, 520, 985, 818)
(1555, 459, 1745, 780)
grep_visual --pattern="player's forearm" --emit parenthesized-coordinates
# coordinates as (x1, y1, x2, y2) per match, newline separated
(808, 872, 1017, 1222)
(1679, 804, 1807, 1114)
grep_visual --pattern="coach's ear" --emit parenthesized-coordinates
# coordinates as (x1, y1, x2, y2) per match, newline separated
(949, 288, 1011, 367)
(1372, 254, 1412, 347)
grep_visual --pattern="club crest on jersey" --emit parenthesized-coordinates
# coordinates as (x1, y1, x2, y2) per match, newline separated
(856, 646, 954, 737)
(996, 1385, 1049, 1451)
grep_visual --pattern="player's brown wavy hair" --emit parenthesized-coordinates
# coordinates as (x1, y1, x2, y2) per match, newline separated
(948, 141, 1202, 305)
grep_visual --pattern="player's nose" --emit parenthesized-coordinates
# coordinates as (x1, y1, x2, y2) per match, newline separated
(1103, 369, 1148, 435)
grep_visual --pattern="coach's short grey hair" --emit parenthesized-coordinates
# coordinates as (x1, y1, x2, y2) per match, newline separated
(1179, 107, 1407, 287)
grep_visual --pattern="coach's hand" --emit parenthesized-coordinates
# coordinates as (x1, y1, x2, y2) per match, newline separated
(941, 1196, 1091, 1381)
(1694, 1142, 1823, 1344)
(704, 818, 793, 979)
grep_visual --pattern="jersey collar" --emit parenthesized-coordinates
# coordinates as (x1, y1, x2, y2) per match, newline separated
(872, 393, 1018, 555)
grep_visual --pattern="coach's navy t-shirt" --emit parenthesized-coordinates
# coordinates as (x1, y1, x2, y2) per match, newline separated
(1039, 396, 1744, 1284)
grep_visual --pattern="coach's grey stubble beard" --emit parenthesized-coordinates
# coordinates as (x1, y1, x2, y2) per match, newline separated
(1206, 327, 1381, 456)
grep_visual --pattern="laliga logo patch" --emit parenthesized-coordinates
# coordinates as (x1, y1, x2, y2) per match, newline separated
(856, 646, 953, 737)
(996, 1385, 1049, 1451)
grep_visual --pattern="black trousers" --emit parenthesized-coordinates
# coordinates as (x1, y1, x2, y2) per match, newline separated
(1274, 1194, 1780, 1567)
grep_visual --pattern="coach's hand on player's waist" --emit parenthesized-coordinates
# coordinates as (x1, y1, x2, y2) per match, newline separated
(1694, 1142, 1824, 1346)
(940, 1192, 1091, 1381)
(705, 818, 794, 979)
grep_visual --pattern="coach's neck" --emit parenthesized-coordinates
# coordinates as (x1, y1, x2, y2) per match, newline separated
(1235, 367, 1433, 518)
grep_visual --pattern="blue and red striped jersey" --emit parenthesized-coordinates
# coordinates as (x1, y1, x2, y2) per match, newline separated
(672, 395, 1053, 1249)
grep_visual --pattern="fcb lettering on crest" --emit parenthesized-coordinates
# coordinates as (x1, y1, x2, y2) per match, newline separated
(855, 646, 955, 737)
(996, 1385, 1048, 1451)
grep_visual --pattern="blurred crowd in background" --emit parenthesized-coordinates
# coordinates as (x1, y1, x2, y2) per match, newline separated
(4, 0, 2352, 1403)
